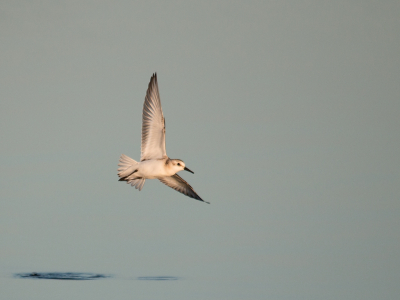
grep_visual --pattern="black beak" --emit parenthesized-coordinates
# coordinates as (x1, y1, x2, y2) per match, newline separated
(184, 167, 194, 174)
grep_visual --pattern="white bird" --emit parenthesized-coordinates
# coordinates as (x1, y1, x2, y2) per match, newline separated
(118, 73, 208, 204)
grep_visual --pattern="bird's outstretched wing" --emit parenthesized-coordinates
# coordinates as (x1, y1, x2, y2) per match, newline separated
(141, 73, 167, 161)
(158, 174, 208, 203)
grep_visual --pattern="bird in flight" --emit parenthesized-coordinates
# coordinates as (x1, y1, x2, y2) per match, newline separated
(118, 73, 208, 204)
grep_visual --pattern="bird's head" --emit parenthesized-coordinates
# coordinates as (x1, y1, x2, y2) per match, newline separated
(169, 159, 194, 174)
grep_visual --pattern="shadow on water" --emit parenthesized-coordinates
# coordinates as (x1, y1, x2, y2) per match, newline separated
(137, 276, 179, 281)
(14, 272, 111, 280)
(13, 272, 180, 281)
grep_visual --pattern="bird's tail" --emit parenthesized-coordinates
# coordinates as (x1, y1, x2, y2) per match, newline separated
(118, 154, 146, 191)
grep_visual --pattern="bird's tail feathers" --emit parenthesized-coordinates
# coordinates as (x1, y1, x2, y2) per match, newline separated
(118, 154, 146, 191)
(118, 154, 145, 191)
(118, 154, 138, 176)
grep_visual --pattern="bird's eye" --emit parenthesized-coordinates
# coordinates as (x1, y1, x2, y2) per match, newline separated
(177, 163, 181, 166)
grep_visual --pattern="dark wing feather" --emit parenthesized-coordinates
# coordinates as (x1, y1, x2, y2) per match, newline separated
(158, 174, 208, 203)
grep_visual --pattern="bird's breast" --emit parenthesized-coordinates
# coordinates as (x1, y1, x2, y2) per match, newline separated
(138, 159, 174, 179)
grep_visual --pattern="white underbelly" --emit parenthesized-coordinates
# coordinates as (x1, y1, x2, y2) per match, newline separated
(137, 160, 172, 179)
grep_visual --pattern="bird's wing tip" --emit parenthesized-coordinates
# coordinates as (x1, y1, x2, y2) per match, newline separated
(198, 197, 210, 204)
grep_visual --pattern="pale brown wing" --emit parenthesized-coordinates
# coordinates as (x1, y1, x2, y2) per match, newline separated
(141, 73, 167, 161)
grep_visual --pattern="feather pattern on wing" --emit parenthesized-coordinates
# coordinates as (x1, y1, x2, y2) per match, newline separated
(158, 174, 208, 203)
(128, 177, 146, 191)
(141, 73, 167, 161)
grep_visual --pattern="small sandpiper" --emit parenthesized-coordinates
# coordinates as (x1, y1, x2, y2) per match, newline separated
(118, 73, 208, 204)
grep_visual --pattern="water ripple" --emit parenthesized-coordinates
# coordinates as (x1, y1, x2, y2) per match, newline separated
(14, 272, 111, 280)
(137, 276, 179, 281)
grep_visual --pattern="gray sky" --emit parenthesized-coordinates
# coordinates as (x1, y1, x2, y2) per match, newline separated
(1, 1, 399, 299)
